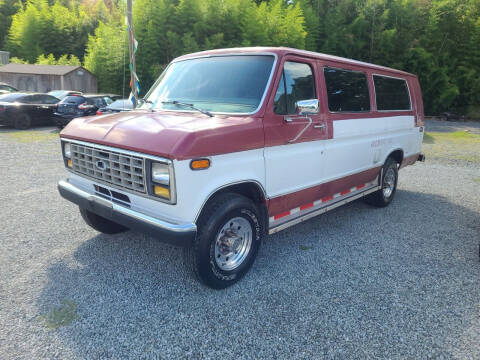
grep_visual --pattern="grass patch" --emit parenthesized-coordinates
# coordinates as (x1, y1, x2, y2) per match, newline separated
(474, 178, 480, 183)
(38, 300, 79, 329)
(424, 131, 480, 143)
(299, 245, 313, 251)
(423, 132, 435, 144)
(5, 130, 58, 143)
(422, 131, 480, 164)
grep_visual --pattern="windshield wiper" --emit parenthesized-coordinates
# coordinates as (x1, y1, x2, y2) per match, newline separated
(135, 98, 157, 112)
(161, 100, 213, 117)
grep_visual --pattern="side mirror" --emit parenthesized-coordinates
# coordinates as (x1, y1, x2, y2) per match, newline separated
(296, 99, 319, 115)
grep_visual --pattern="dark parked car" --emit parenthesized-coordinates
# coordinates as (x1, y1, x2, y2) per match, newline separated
(104, 94, 122, 101)
(54, 94, 115, 128)
(440, 112, 465, 121)
(96, 99, 133, 115)
(0, 82, 18, 95)
(48, 90, 82, 100)
(0, 92, 60, 129)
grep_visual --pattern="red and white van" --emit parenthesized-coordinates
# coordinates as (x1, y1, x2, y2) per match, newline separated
(58, 47, 425, 288)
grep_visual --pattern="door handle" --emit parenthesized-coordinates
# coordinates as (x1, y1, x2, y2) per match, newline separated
(288, 116, 312, 144)
(314, 124, 326, 130)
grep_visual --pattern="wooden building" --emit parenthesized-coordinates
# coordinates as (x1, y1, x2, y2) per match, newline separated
(0, 64, 97, 93)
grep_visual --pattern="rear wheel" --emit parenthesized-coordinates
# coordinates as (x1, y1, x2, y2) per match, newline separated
(14, 113, 31, 129)
(364, 157, 399, 207)
(79, 207, 128, 234)
(184, 193, 263, 289)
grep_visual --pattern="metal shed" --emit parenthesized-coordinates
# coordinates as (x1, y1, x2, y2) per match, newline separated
(0, 63, 97, 93)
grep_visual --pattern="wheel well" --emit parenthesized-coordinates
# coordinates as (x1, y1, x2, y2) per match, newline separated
(198, 182, 268, 232)
(387, 149, 404, 165)
(214, 182, 266, 204)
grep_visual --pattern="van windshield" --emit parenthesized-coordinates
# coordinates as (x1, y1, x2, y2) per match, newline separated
(141, 55, 275, 114)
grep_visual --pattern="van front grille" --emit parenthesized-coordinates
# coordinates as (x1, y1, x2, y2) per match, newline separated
(70, 143, 146, 193)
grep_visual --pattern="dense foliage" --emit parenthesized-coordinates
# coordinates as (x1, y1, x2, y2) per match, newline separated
(0, 0, 478, 115)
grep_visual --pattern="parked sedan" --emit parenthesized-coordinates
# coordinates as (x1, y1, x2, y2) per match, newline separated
(96, 99, 133, 115)
(104, 94, 122, 101)
(0, 82, 18, 95)
(0, 92, 60, 129)
(54, 94, 114, 128)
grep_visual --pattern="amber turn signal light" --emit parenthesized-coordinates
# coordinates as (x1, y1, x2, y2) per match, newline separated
(153, 185, 170, 199)
(190, 158, 210, 170)
(67, 159, 72, 168)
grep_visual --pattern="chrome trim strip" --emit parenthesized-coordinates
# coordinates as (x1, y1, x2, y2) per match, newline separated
(58, 180, 196, 233)
(194, 179, 268, 222)
(268, 185, 381, 234)
(269, 163, 381, 199)
(141, 52, 279, 116)
(63, 138, 172, 164)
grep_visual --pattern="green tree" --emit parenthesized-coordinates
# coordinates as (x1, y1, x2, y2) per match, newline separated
(0, 0, 21, 50)
(83, 21, 128, 94)
(36, 53, 81, 65)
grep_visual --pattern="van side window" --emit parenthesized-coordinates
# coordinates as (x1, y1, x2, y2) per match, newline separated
(373, 75, 411, 111)
(324, 67, 370, 112)
(274, 61, 315, 115)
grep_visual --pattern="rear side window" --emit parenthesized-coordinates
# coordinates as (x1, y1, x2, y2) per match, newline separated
(22, 95, 42, 104)
(324, 67, 370, 112)
(0, 93, 26, 102)
(89, 97, 106, 107)
(274, 61, 315, 115)
(0, 85, 16, 92)
(39, 95, 59, 104)
(61, 96, 85, 104)
(373, 75, 411, 111)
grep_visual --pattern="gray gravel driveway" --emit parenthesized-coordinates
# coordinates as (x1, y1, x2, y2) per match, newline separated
(0, 123, 479, 359)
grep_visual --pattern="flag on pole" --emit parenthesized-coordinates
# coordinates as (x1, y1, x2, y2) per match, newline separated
(126, 0, 139, 108)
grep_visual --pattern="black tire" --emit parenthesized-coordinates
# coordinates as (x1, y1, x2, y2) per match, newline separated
(364, 157, 399, 207)
(14, 113, 31, 130)
(79, 207, 128, 234)
(184, 193, 263, 289)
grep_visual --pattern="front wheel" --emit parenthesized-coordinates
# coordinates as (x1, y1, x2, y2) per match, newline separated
(14, 113, 31, 129)
(364, 157, 399, 207)
(79, 207, 128, 234)
(184, 193, 263, 289)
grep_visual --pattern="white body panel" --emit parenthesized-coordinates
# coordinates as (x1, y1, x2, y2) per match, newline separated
(264, 140, 325, 198)
(68, 148, 266, 225)
(324, 115, 420, 182)
(264, 115, 423, 199)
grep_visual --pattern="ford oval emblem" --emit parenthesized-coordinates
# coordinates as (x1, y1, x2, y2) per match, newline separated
(95, 160, 106, 170)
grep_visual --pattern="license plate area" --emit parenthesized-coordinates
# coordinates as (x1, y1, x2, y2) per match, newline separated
(94, 184, 131, 207)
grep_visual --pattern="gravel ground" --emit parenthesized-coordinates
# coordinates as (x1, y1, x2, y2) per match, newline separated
(0, 122, 479, 359)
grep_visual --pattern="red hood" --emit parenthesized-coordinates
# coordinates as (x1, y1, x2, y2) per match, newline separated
(59, 110, 264, 160)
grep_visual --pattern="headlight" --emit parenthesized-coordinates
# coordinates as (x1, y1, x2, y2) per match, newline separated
(151, 162, 175, 202)
(151, 162, 169, 185)
(63, 142, 72, 168)
(64, 142, 71, 158)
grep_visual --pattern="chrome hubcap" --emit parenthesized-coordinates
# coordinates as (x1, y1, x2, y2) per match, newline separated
(383, 167, 396, 198)
(214, 217, 252, 271)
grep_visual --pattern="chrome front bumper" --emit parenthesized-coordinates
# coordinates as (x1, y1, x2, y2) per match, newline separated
(58, 180, 196, 247)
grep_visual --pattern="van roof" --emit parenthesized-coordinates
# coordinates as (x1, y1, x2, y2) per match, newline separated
(174, 47, 416, 77)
